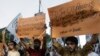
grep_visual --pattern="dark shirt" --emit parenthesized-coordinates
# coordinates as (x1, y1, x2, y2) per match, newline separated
(27, 48, 45, 56)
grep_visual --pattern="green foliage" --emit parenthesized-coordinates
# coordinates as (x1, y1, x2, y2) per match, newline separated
(0, 32, 2, 42)
(0, 28, 10, 43)
(0, 28, 4, 42)
(5, 32, 10, 43)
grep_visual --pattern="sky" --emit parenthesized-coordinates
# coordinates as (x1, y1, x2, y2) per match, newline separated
(0, 0, 71, 28)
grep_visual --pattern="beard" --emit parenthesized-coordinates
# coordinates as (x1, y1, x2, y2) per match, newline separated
(9, 48, 13, 50)
(67, 47, 75, 52)
(34, 45, 40, 50)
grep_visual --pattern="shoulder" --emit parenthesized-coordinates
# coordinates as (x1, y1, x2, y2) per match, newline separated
(88, 52, 99, 56)
(15, 51, 20, 56)
(8, 51, 12, 53)
(13, 50, 19, 53)
(9, 51, 20, 54)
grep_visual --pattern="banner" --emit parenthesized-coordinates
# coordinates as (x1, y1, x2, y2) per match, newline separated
(48, 0, 100, 38)
(17, 15, 45, 38)
(7, 13, 21, 43)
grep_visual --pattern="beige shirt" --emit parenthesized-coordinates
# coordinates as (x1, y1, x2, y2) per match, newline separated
(8, 50, 20, 56)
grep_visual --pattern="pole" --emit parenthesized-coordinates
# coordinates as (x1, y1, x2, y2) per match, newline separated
(39, 0, 41, 13)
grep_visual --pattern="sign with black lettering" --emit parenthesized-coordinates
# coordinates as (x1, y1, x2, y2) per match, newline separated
(17, 15, 45, 38)
(48, 0, 100, 38)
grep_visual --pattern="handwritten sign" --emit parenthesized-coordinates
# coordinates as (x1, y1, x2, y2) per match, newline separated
(17, 15, 45, 38)
(48, 0, 100, 38)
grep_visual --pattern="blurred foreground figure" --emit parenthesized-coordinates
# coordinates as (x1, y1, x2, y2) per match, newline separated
(0, 40, 4, 56)
(7, 41, 20, 56)
(2, 30, 20, 56)
(53, 34, 99, 56)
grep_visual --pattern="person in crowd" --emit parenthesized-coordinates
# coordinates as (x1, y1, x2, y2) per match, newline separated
(53, 34, 99, 56)
(19, 38, 30, 56)
(21, 35, 46, 56)
(2, 29, 20, 56)
(0, 42, 4, 56)
(18, 42, 27, 56)
(94, 41, 100, 56)
(88, 51, 99, 56)
(87, 36, 99, 56)
(7, 41, 20, 56)
(0, 51, 4, 56)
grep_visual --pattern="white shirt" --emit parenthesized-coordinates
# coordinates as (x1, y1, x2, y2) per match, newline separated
(88, 52, 99, 56)
(8, 50, 20, 56)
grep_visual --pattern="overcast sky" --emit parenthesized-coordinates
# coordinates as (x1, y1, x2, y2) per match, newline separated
(0, 0, 71, 29)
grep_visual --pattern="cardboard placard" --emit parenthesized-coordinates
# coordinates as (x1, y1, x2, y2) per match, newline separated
(17, 15, 45, 38)
(48, 0, 100, 38)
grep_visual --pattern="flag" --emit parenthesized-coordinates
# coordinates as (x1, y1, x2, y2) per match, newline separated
(7, 13, 21, 44)
(46, 34, 52, 48)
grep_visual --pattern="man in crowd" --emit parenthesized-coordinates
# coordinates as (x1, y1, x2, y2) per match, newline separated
(53, 34, 99, 56)
(21, 35, 46, 56)
(2, 30, 20, 56)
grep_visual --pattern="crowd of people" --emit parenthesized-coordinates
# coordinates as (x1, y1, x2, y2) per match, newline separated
(0, 30, 100, 56)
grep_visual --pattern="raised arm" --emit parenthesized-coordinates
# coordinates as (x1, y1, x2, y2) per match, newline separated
(2, 29, 8, 50)
(82, 34, 99, 55)
(53, 42, 64, 56)
(42, 34, 46, 49)
(19, 39, 30, 49)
